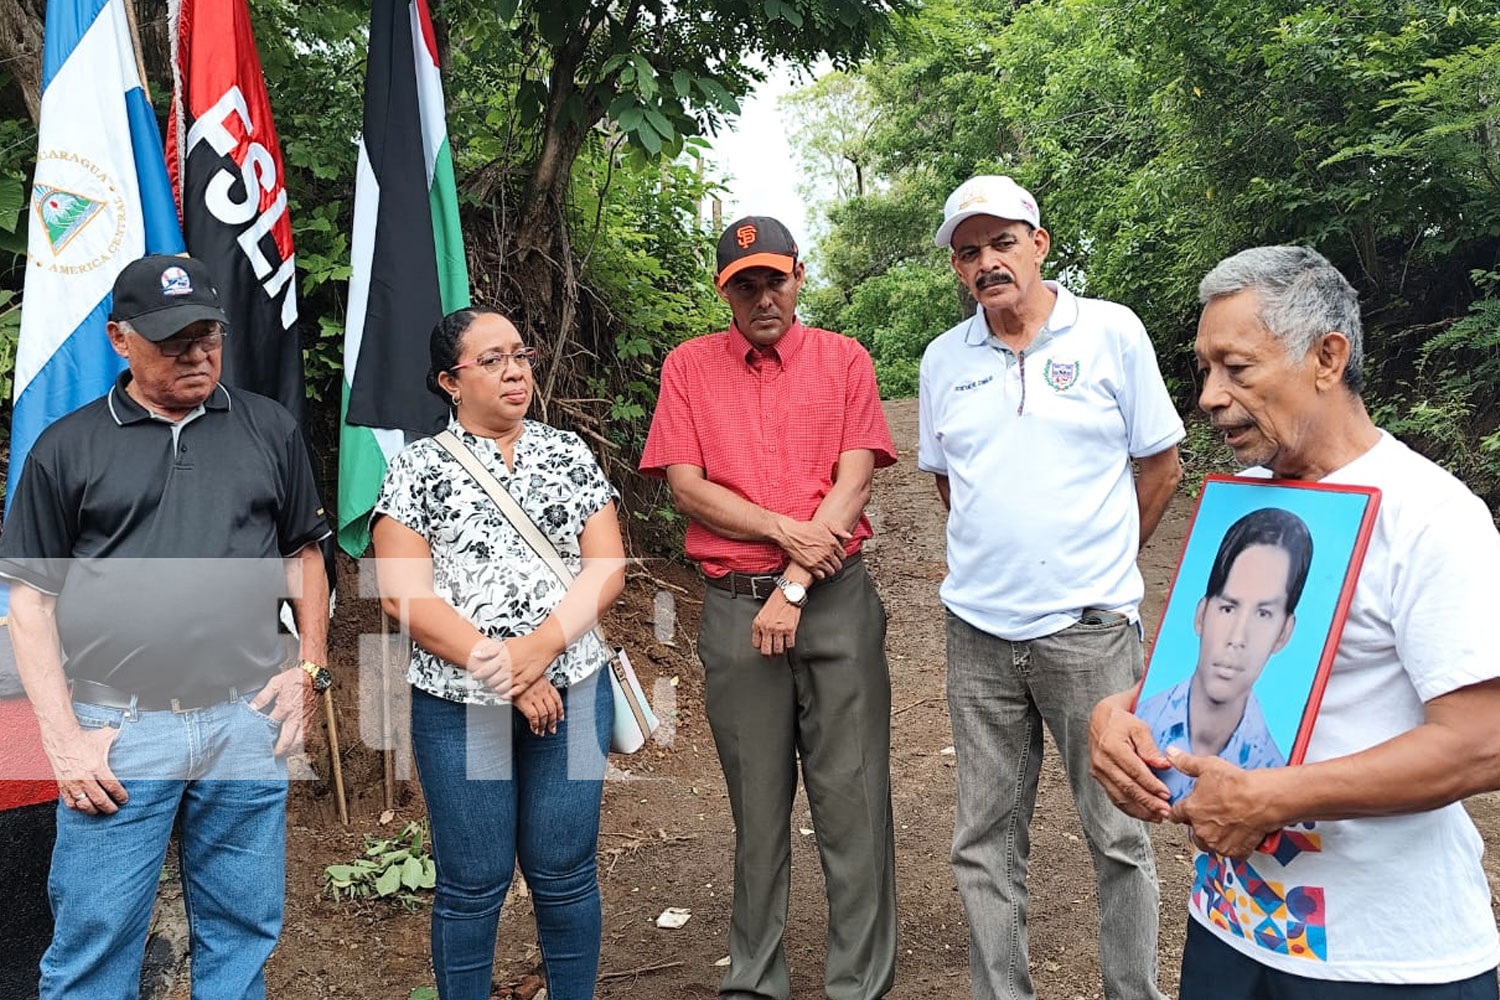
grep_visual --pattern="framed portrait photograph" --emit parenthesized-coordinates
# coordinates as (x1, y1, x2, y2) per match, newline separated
(1132, 475, 1381, 802)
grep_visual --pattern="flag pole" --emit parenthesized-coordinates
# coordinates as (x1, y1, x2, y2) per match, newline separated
(121, 0, 153, 104)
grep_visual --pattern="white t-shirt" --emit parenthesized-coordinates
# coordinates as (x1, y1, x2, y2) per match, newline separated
(1190, 431, 1500, 982)
(917, 282, 1184, 640)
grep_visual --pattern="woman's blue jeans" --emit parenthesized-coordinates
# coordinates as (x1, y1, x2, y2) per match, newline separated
(411, 670, 612, 1000)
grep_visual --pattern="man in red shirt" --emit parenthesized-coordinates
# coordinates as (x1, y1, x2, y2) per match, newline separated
(641, 216, 898, 1000)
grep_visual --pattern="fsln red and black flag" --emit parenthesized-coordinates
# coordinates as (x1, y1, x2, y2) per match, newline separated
(166, 0, 303, 420)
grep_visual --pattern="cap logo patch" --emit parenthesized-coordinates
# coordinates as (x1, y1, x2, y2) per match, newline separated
(957, 192, 987, 210)
(736, 224, 758, 249)
(1043, 359, 1079, 392)
(160, 266, 193, 297)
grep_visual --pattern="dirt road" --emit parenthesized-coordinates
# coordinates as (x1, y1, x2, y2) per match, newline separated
(265, 397, 1499, 999)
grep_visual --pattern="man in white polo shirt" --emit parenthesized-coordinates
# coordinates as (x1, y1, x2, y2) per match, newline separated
(918, 175, 1183, 1000)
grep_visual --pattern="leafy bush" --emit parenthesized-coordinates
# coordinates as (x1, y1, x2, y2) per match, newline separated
(810, 261, 960, 398)
(322, 821, 437, 910)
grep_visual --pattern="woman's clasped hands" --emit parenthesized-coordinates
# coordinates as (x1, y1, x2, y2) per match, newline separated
(468, 634, 564, 736)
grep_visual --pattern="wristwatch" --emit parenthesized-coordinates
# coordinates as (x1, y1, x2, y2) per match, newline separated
(775, 576, 808, 608)
(300, 660, 333, 693)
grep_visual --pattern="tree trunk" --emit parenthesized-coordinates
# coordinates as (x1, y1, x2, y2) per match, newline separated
(0, 0, 47, 124)
(131, 0, 173, 98)
(509, 14, 599, 415)
(0, 0, 171, 124)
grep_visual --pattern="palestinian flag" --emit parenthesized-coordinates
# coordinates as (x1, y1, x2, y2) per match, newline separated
(338, 0, 469, 557)
(167, 0, 304, 419)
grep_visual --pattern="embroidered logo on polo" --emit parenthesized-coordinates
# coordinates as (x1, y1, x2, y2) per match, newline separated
(954, 375, 994, 392)
(1043, 359, 1079, 391)
(736, 224, 757, 248)
(159, 266, 193, 297)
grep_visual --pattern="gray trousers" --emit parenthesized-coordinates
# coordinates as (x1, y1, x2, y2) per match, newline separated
(699, 560, 897, 1000)
(945, 610, 1167, 1000)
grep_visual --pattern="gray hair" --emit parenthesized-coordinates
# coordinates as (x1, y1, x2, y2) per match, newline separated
(1198, 246, 1364, 392)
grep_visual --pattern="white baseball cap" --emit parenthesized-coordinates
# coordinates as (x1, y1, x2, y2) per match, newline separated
(933, 175, 1041, 248)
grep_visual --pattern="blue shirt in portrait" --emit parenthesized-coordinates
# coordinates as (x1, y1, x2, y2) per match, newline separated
(1134, 677, 1287, 802)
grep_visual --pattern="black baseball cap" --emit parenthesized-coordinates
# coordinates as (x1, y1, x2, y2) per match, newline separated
(716, 216, 799, 288)
(108, 254, 229, 342)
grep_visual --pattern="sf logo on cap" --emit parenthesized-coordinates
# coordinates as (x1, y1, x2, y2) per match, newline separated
(736, 224, 758, 249)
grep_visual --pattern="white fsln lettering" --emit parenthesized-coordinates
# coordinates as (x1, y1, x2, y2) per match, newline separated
(236, 188, 287, 279)
(185, 86, 253, 157)
(207, 142, 277, 226)
(277, 263, 298, 329)
(187, 86, 297, 328)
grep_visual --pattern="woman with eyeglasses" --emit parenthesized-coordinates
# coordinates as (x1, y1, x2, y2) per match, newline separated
(370, 308, 625, 1000)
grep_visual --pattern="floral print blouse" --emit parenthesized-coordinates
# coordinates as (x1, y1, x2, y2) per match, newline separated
(374, 416, 618, 705)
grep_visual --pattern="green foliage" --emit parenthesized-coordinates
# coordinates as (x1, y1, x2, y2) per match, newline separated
(569, 141, 725, 441)
(1178, 416, 1243, 499)
(781, 71, 879, 207)
(0, 289, 21, 403)
(322, 821, 437, 910)
(811, 262, 956, 397)
(1373, 268, 1500, 505)
(440, 0, 903, 191)
(409, 989, 439, 1000)
(0, 111, 34, 408)
(1371, 382, 1500, 505)
(786, 0, 1500, 492)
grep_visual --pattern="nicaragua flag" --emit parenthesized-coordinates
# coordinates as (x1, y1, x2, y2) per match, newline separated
(9, 0, 185, 518)
(337, 0, 469, 557)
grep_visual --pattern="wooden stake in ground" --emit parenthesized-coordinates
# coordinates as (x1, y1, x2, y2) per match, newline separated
(322, 685, 349, 826)
(380, 611, 395, 811)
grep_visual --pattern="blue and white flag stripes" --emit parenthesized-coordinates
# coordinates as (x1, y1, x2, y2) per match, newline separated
(9, 0, 185, 519)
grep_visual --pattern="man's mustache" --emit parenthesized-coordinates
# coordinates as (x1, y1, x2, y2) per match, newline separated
(976, 271, 1014, 290)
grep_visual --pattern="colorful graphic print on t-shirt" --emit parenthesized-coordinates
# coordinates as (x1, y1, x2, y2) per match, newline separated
(1190, 826, 1326, 962)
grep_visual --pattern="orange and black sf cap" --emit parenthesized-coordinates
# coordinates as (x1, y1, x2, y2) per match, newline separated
(715, 216, 798, 288)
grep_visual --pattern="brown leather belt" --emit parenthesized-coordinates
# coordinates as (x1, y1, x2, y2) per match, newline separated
(704, 552, 863, 600)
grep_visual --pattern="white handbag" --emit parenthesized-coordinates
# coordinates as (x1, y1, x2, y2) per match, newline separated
(433, 431, 660, 753)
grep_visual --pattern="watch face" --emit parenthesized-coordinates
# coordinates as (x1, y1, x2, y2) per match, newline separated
(302, 663, 333, 692)
(782, 582, 807, 604)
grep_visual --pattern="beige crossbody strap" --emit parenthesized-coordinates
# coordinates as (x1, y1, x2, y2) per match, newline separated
(432, 430, 611, 649)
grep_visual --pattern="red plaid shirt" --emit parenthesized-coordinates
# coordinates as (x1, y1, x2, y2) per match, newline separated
(640, 320, 897, 576)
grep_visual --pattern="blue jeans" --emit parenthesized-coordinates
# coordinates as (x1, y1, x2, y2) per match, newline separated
(411, 670, 611, 1000)
(945, 610, 1165, 1000)
(41, 692, 288, 1000)
(1181, 919, 1500, 998)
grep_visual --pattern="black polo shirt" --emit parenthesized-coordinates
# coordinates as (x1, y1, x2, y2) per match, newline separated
(0, 374, 330, 697)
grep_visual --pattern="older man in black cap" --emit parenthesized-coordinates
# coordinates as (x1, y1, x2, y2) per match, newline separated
(641, 217, 898, 999)
(0, 254, 331, 999)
